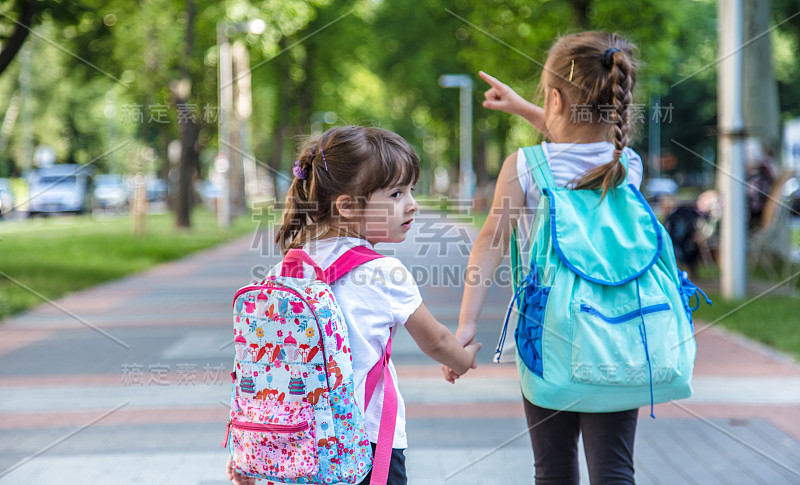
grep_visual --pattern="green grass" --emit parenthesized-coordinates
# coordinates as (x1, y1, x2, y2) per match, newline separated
(0, 210, 259, 320)
(694, 291, 800, 360)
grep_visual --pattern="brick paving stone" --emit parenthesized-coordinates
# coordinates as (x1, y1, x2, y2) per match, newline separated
(1, 217, 799, 484)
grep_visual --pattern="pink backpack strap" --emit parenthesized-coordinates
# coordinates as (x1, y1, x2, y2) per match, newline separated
(324, 246, 383, 284)
(281, 249, 325, 280)
(281, 246, 381, 284)
(364, 337, 397, 485)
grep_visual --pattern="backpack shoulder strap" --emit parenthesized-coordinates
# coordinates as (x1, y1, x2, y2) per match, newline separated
(324, 246, 383, 284)
(280, 246, 382, 284)
(326, 245, 390, 484)
(364, 336, 397, 485)
(621, 150, 630, 185)
(281, 249, 325, 280)
(522, 144, 555, 193)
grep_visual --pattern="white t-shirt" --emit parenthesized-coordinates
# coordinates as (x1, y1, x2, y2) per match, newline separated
(269, 237, 422, 449)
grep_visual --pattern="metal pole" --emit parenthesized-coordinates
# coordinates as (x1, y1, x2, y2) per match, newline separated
(438, 74, 475, 209)
(718, 0, 747, 299)
(217, 22, 232, 228)
(459, 81, 474, 205)
(649, 94, 661, 179)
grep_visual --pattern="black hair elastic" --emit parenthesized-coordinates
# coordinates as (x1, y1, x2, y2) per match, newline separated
(601, 47, 619, 68)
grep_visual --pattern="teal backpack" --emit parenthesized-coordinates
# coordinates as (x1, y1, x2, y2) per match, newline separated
(497, 144, 711, 416)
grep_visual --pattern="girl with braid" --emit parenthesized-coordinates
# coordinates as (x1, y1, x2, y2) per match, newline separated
(446, 32, 643, 484)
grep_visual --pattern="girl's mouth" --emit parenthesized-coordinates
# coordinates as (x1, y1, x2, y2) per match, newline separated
(402, 218, 414, 229)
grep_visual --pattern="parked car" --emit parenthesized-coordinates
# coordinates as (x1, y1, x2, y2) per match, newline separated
(28, 164, 93, 216)
(93, 174, 128, 211)
(200, 180, 223, 211)
(644, 177, 679, 201)
(147, 178, 167, 202)
(0, 178, 14, 218)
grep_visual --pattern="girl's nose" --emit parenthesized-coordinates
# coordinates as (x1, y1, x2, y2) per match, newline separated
(409, 194, 419, 213)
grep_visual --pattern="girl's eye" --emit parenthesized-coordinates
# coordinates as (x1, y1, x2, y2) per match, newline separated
(391, 191, 401, 198)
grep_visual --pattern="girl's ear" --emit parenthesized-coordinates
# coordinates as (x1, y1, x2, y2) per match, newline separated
(550, 87, 564, 115)
(334, 195, 358, 220)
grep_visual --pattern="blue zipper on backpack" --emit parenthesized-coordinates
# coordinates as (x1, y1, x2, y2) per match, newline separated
(579, 303, 670, 323)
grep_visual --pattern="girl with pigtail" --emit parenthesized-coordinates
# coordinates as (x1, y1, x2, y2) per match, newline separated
(227, 126, 481, 485)
(448, 32, 645, 483)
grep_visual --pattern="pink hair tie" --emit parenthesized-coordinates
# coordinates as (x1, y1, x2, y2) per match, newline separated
(613, 149, 623, 160)
(292, 160, 307, 180)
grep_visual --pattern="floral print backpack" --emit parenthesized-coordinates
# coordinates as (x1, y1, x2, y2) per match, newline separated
(223, 247, 397, 485)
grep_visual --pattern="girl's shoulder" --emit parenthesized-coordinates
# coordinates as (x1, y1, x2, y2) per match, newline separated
(334, 253, 422, 327)
(339, 255, 417, 292)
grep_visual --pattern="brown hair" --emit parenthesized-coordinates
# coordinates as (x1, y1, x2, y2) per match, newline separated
(543, 31, 638, 197)
(275, 126, 420, 253)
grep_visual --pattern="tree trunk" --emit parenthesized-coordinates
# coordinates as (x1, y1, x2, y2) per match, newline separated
(174, 0, 196, 229)
(572, 0, 592, 30)
(0, 0, 36, 77)
(176, 121, 199, 228)
(293, 41, 313, 135)
(743, 0, 788, 260)
(266, 38, 292, 200)
(743, 0, 781, 158)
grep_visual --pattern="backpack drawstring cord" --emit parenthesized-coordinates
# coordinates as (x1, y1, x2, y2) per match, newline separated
(497, 273, 535, 362)
(636, 277, 656, 418)
(680, 271, 712, 312)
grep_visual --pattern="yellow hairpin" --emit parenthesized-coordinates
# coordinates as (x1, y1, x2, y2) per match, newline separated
(569, 59, 575, 82)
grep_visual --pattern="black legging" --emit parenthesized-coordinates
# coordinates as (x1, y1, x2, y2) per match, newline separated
(523, 397, 638, 484)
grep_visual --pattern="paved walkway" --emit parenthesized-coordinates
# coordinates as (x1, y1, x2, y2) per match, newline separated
(1, 214, 800, 484)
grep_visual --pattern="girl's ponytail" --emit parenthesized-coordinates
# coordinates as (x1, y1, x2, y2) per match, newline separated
(275, 147, 315, 252)
(572, 44, 635, 197)
(546, 32, 638, 198)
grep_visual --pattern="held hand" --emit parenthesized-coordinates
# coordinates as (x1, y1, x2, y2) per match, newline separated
(464, 341, 482, 371)
(226, 456, 256, 485)
(448, 322, 478, 383)
(442, 364, 459, 384)
(455, 324, 476, 348)
(442, 341, 481, 384)
(479, 71, 533, 115)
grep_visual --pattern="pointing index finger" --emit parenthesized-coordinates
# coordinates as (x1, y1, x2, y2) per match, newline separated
(479, 70, 504, 89)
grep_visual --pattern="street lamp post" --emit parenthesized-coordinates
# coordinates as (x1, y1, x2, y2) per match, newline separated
(438, 74, 475, 208)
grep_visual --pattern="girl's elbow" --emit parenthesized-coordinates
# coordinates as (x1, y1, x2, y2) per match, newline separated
(425, 331, 449, 357)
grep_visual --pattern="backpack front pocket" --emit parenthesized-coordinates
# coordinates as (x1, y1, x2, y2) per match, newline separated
(569, 299, 678, 387)
(225, 397, 318, 479)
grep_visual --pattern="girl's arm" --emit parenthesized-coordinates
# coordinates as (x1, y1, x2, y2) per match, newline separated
(479, 71, 551, 139)
(456, 152, 526, 347)
(404, 303, 482, 375)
